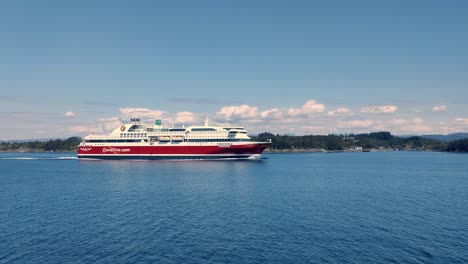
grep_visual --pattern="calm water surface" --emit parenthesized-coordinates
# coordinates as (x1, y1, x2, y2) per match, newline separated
(1, 152, 467, 263)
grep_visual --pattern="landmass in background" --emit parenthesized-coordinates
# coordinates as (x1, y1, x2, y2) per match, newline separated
(1, 132, 468, 153)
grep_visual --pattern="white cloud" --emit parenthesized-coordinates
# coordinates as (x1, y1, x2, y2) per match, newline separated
(288, 100, 326, 116)
(328, 107, 352, 116)
(360, 105, 398, 114)
(338, 120, 374, 128)
(64, 111, 76, 117)
(119, 107, 197, 125)
(174, 111, 194, 124)
(96, 117, 122, 134)
(119, 107, 165, 120)
(334, 117, 433, 134)
(432, 105, 447, 112)
(377, 117, 432, 134)
(217, 104, 258, 121)
(387, 117, 424, 126)
(260, 108, 283, 119)
(455, 117, 468, 125)
(212, 101, 436, 135)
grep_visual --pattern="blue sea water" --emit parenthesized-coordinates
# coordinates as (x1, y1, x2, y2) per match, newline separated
(1, 152, 467, 264)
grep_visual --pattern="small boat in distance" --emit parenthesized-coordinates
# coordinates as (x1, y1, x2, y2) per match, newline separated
(77, 118, 271, 160)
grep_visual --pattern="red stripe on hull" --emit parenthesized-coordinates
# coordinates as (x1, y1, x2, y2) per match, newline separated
(77, 143, 270, 156)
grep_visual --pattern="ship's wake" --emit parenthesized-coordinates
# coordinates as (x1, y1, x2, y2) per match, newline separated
(0, 156, 78, 160)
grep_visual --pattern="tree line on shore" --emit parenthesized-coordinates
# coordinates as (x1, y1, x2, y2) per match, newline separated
(0, 137, 81, 152)
(0, 132, 467, 152)
(251, 132, 468, 152)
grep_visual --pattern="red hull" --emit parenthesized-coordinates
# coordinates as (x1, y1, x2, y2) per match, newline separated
(77, 143, 270, 159)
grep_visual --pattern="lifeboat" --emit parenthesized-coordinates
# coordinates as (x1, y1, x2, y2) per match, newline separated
(158, 136, 170, 142)
(172, 136, 184, 142)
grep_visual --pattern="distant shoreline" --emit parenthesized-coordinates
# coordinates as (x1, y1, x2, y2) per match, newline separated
(1, 149, 463, 154)
(264, 149, 448, 153)
(0, 150, 76, 153)
(2, 133, 468, 153)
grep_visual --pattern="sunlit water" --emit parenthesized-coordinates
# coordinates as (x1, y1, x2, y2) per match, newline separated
(1, 151, 467, 263)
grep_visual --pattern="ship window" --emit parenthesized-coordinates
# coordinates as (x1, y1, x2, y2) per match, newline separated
(191, 128, 216, 131)
(185, 138, 250, 143)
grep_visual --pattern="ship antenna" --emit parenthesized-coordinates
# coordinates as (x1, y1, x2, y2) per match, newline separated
(204, 117, 210, 127)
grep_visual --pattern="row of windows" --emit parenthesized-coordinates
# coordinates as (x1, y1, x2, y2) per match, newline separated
(128, 125, 144, 130)
(191, 128, 217, 131)
(85, 139, 147, 143)
(121, 133, 147, 138)
(146, 128, 246, 132)
(121, 132, 240, 137)
(186, 139, 251, 142)
(190, 131, 224, 134)
(146, 128, 187, 132)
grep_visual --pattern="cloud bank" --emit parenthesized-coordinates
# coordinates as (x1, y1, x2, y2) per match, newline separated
(97, 100, 430, 135)
(360, 105, 398, 114)
(432, 105, 447, 112)
(2, 99, 466, 140)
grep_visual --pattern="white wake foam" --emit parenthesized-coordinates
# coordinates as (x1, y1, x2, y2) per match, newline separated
(0, 156, 78, 160)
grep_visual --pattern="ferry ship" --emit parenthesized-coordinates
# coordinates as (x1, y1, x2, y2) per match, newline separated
(77, 118, 271, 160)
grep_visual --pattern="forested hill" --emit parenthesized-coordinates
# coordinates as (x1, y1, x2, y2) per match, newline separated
(446, 139, 468, 152)
(421, 133, 468, 142)
(0, 137, 81, 152)
(252, 131, 448, 152)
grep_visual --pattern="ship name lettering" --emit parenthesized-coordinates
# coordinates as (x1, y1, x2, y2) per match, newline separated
(102, 148, 131, 153)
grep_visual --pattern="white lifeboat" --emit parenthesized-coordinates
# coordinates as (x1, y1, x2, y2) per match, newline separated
(172, 136, 184, 142)
(158, 136, 170, 142)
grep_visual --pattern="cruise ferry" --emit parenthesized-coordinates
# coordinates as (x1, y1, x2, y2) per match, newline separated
(77, 118, 271, 160)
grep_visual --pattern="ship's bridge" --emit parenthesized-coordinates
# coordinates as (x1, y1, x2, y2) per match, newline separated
(108, 123, 147, 136)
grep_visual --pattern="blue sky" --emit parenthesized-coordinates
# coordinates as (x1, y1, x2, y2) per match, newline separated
(1, 0, 467, 139)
